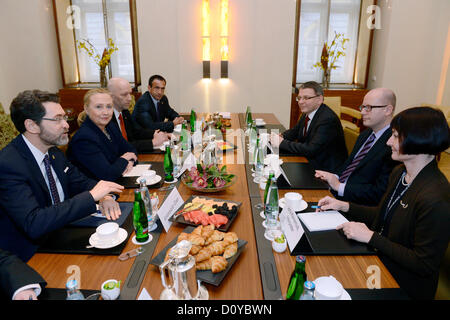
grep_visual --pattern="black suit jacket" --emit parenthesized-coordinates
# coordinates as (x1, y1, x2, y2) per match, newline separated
(0, 249, 46, 299)
(67, 115, 137, 182)
(280, 104, 347, 172)
(347, 161, 450, 299)
(0, 135, 97, 261)
(132, 91, 179, 132)
(332, 127, 399, 206)
(111, 110, 155, 153)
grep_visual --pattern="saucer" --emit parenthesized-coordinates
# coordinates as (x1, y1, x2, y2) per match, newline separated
(132, 234, 153, 245)
(89, 228, 128, 249)
(255, 122, 266, 127)
(164, 177, 178, 184)
(314, 289, 352, 300)
(136, 175, 162, 186)
(279, 198, 308, 212)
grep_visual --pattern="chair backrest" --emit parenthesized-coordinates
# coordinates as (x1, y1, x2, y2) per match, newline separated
(435, 243, 450, 300)
(324, 96, 342, 117)
(0, 102, 20, 150)
(343, 127, 359, 156)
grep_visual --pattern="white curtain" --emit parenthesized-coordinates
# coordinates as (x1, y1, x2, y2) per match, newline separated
(296, 0, 361, 84)
(73, 0, 134, 83)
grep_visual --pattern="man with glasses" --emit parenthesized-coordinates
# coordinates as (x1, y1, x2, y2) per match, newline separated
(315, 88, 398, 205)
(0, 90, 124, 262)
(132, 74, 184, 132)
(270, 81, 347, 172)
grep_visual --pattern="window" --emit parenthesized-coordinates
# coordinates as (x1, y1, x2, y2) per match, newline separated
(296, 0, 369, 86)
(52, 0, 140, 87)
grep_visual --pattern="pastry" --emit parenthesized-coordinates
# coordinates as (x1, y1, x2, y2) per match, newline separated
(223, 232, 238, 246)
(223, 242, 238, 259)
(207, 241, 226, 256)
(201, 224, 215, 239)
(190, 244, 202, 255)
(187, 233, 205, 246)
(210, 256, 228, 273)
(205, 230, 225, 245)
(177, 232, 190, 243)
(192, 225, 203, 236)
(195, 246, 212, 262)
(196, 258, 212, 271)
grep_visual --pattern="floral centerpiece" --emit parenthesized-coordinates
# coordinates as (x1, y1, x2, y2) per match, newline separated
(313, 32, 349, 88)
(182, 164, 235, 192)
(77, 38, 118, 87)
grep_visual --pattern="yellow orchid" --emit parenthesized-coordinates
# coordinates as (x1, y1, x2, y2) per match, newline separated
(77, 38, 118, 69)
(313, 31, 349, 73)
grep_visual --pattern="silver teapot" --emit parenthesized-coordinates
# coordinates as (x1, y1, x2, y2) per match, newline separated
(159, 240, 208, 300)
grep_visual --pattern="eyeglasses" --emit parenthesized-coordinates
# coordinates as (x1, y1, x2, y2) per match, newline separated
(359, 105, 388, 112)
(41, 115, 69, 123)
(296, 95, 320, 102)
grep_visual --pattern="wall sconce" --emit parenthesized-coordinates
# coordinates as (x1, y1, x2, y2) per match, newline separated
(220, 0, 229, 78)
(202, 0, 211, 78)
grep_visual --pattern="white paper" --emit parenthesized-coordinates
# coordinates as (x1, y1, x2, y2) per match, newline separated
(277, 165, 292, 186)
(191, 130, 203, 147)
(157, 187, 184, 232)
(176, 152, 197, 178)
(279, 206, 304, 253)
(123, 164, 152, 177)
(137, 288, 153, 300)
(297, 211, 349, 232)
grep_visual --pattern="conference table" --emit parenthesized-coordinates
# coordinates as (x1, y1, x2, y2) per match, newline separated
(27, 112, 399, 300)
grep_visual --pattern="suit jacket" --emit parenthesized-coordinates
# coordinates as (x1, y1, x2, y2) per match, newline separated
(132, 91, 179, 132)
(280, 104, 347, 172)
(347, 161, 450, 299)
(0, 135, 97, 262)
(332, 127, 399, 206)
(67, 115, 137, 182)
(111, 109, 155, 153)
(0, 248, 46, 299)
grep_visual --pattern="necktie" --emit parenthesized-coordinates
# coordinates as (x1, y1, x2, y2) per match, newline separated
(118, 113, 128, 141)
(43, 154, 61, 204)
(156, 101, 163, 122)
(303, 116, 310, 137)
(339, 132, 376, 183)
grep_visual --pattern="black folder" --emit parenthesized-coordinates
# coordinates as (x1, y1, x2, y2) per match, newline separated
(276, 162, 329, 190)
(37, 203, 133, 256)
(115, 162, 165, 189)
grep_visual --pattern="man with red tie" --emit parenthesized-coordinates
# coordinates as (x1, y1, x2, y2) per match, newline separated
(315, 88, 399, 205)
(270, 81, 347, 172)
(108, 77, 170, 152)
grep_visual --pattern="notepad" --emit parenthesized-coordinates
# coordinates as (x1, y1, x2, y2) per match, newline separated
(122, 164, 151, 177)
(297, 211, 349, 232)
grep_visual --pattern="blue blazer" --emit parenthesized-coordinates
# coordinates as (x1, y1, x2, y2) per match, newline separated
(0, 135, 98, 262)
(67, 115, 137, 182)
(132, 91, 179, 132)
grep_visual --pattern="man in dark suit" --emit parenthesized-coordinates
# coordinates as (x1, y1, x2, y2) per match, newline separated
(108, 77, 170, 152)
(132, 75, 184, 132)
(270, 81, 347, 172)
(0, 249, 46, 300)
(0, 90, 124, 262)
(315, 88, 399, 206)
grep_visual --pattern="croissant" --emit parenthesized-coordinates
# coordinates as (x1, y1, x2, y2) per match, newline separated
(195, 246, 212, 262)
(177, 232, 190, 243)
(223, 232, 238, 246)
(223, 242, 238, 259)
(187, 233, 205, 246)
(192, 225, 203, 236)
(205, 230, 225, 245)
(207, 241, 226, 256)
(211, 256, 228, 273)
(190, 245, 202, 255)
(201, 224, 215, 239)
(196, 258, 212, 271)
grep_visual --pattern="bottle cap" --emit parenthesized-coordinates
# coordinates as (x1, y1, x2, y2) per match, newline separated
(66, 279, 78, 289)
(296, 255, 306, 263)
(304, 281, 315, 290)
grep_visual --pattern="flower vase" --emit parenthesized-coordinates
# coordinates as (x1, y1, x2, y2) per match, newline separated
(322, 69, 331, 89)
(99, 67, 108, 88)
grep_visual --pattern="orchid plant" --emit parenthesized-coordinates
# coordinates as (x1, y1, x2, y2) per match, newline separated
(185, 164, 235, 189)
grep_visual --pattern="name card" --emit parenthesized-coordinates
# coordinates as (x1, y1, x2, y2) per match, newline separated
(175, 152, 197, 178)
(279, 206, 304, 253)
(157, 187, 184, 232)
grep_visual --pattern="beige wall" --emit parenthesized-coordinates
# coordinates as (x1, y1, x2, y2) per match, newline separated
(136, 0, 296, 128)
(0, 0, 62, 113)
(368, 0, 450, 112)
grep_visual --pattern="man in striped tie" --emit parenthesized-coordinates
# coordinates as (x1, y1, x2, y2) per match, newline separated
(315, 88, 399, 206)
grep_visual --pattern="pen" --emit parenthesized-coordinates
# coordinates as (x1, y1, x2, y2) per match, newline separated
(310, 205, 321, 209)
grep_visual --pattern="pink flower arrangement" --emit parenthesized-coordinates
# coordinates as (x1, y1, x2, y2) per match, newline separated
(183, 164, 235, 190)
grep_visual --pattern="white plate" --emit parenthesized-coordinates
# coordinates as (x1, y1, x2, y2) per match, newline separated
(255, 122, 266, 127)
(279, 198, 308, 212)
(89, 228, 128, 249)
(136, 175, 162, 186)
(340, 289, 352, 300)
(132, 234, 153, 245)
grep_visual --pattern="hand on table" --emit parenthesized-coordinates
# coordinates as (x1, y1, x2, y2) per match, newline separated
(269, 133, 283, 148)
(315, 170, 340, 191)
(336, 222, 374, 244)
(99, 195, 121, 221)
(317, 196, 349, 212)
(121, 152, 137, 162)
(89, 180, 124, 202)
(152, 129, 169, 146)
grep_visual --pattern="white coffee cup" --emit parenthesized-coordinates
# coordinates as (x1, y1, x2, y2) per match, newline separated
(142, 170, 156, 184)
(284, 192, 303, 211)
(314, 276, 343, 300)
(255, 118, 265, 126)
(101, 279, 121, 300)
(96, 222, 119, 243)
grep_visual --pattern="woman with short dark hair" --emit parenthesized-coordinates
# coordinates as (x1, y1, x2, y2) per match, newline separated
(318, 106, 450, 299)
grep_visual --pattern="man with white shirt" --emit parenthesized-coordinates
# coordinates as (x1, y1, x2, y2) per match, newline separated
(270, 81, 347, 172)
(0, 90, 124, 262)
(315, 88, 399, 205)
(108, 77, 169, 152)
(0, 249, 46, 300)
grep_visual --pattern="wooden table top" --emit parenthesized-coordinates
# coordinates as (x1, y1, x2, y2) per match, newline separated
(28, 112, 398, 300)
